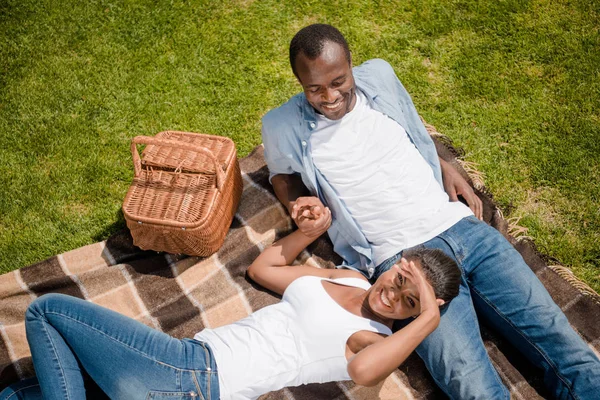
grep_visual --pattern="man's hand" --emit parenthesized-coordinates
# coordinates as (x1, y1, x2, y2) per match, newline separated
(290, 196, 331, 238)
(439, 158, 483, 220)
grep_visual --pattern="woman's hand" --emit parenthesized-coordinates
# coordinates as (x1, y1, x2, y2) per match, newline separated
(347, 259, 444, 387)
(247, 205, 332, 295)
(398, 258, 442, 320)
(291, 197, 332, 238)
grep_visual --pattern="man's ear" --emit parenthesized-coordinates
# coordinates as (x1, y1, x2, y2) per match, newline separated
(436, 299, 445, 307)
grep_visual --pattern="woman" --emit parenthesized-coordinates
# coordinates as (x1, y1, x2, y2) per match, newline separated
(0, 207, 460, 400)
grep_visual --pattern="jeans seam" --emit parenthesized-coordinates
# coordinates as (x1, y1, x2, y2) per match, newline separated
(200, 342, 211, 399)
(436, 232, 465, 266)
(484, 345, 509, 399)
(469, 285, 579, 400)
(43, 311, 194, 372)
(417, 325, 508, 400)
(39, 317, 72, 400)
(430, 369, 507, 400)
(190, 371, 205, 400)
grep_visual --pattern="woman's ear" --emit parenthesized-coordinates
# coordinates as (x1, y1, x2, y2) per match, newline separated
(436, 299, 446, 307)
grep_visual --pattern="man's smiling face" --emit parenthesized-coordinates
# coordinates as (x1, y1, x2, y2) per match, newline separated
(294, 41, 357, 120)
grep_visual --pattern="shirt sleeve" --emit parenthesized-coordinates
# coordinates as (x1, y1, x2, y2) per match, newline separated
(261, 117, 294, 183)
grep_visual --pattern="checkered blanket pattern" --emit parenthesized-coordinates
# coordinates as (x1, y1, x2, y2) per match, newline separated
(1, 144, 599, 399)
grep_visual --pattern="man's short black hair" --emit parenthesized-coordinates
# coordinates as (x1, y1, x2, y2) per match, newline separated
(289, 24, 351, 77)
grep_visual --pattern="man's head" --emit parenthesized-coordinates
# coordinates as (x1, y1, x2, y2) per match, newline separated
(289, 24, 351, 77)
(289, 24, 356, 120)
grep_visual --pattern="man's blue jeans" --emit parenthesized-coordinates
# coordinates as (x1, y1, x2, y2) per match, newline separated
(0, 293, 220, 400)
(376, 216, 600, 400)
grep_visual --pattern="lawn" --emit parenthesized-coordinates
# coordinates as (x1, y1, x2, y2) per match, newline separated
(1, 0, 598, 293)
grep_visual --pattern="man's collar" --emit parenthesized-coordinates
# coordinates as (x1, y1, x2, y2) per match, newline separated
(299, 93, 317, 122)
(353, 73, 377, 103)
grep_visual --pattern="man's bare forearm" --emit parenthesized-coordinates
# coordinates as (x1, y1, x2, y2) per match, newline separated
(271, 174, 310, 214)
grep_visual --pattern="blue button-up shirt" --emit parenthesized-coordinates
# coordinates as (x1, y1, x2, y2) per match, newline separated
(261, 58, 442, 277)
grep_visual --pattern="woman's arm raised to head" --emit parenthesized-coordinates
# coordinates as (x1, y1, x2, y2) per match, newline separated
(347, 310, 439, 386)
(347, 261, 442, 387)
(247, 207, 344, 295)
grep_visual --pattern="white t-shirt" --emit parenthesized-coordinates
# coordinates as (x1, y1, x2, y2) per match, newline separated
(195, 277, 390, 400)
(310, 90, 472, 265)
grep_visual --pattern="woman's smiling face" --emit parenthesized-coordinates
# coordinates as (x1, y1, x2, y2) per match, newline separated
(367, 258, 425, 321)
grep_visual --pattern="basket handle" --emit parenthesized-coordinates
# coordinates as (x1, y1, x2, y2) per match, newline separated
(130, 135, 225, 191)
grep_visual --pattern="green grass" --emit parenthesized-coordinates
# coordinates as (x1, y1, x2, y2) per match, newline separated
(1, 0, 598, 293)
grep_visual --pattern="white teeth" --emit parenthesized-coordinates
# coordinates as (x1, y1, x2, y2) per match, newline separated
(380, 290, 391, 307)
(322, 101, 342, 110)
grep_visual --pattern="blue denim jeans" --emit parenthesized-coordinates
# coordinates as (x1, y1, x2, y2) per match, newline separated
(375, 216, 600, 400)
(0, 293, 219, 400)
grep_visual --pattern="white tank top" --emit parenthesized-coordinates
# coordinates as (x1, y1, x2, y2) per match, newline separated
(310, 90, 472, 265)
(194, 276, 391, 400)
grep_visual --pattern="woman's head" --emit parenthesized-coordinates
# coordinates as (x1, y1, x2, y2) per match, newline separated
(367, 248, 461, 321)
(402, 247, 461, 306)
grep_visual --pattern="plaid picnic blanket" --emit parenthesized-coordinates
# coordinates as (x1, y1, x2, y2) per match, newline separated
(1, 139, 599, 399)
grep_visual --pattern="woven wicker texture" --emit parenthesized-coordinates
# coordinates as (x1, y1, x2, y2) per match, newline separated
(122, 131, 242, 256)
(2, 143, 599, 399)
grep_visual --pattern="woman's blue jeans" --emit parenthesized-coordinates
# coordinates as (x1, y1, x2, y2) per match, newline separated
(0, 293, 219, 400)
(377, 216, 600, 400)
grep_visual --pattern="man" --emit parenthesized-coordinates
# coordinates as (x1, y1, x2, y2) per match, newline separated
(261, 24, 600, 399)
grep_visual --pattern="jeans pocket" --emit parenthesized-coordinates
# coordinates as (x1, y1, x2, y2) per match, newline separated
(464, 214, 481, 225)
(146, 390, 201, 399)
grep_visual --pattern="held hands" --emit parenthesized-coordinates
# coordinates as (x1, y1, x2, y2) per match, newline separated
(439, 158, 483, 220)
(290, 196, 332, 239)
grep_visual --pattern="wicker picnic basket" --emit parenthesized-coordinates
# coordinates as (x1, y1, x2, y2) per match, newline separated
(122, 131, 242, 256)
